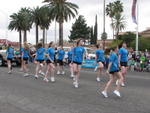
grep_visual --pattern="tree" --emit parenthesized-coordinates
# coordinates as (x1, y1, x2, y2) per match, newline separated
(43, 0, 79, 46)
(106, 0, 124, 39)
(31, 6, 41, 45)
(93, 15, 98, 45)
(90, 26, 94, 44)
(39, 6, 51, 47)
(19, 8, 33, 42)
(8, 12, 23, 54)
(69, 15, 90, 41)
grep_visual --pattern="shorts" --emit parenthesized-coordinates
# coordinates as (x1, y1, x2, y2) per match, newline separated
(36, 60, 44, 63)
(97, 60, 105, 65)
(109, 70, 119, 74)
(7, 58, 12, 62)
(46, 60, 53, 64)
(73, 61, 82, 65)
(57, 60, 64, 66)
(68, 60, 72, 64)
(23, 57, 29, 61)
(120, 62, 128, 67)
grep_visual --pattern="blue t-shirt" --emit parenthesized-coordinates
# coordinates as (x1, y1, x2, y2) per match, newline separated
(109, 52, 119, 72)
(73, 46, 85, 63)
(22, 48, 30, 58)
(119, 48, 128, 62)
(46, 48, 55, 61)
(68, 50, 73, 61)
(6, 48, 14, 59)
(36, 48, 45, 60)
(57, 49, 65, 60)
(96, 49, 105, 62)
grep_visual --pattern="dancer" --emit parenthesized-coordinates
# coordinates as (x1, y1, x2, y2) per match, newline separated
(101, 47, 123, 98)
(44, 42, 56, 82)
(72, 39, 85, 88)
(68, 46, 74, 78)
(6, 44, 14, 74)
(57, 46, 65, 75)
(95, 43, 105, 82)
(34, 43, 45, 78)
(22, 42, 30, 77)
(117, 43, 128, 87)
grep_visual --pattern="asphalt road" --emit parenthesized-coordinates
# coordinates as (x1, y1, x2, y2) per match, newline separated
(0, 64, 150, 113)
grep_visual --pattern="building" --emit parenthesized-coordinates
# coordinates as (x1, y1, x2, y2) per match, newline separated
(0, 39, 19, 46)
(140, 27, 150, 38)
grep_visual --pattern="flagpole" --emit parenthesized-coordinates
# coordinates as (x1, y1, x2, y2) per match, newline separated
(136, 0, 139, 55)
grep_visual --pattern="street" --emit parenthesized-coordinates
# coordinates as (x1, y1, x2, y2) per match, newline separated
(0, 64, 150, 113)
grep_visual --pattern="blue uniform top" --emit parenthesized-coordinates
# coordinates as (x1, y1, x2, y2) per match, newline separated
(109, 52, 119, 72)
(68, 50, 73, 61)
(57, 49, 65, 60)
(22, 48, 30, 58)
(73, 46, 85, 63)
(36, 48, 45, 60)
(6, 47, 14, 59)
(119, 48, 128, 62)
(96, 49, 105, 62)
(46, 48, 55, 61)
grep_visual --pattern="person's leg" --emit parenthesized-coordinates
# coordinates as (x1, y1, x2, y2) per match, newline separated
(50, 63, 55, 82)
(76, 65, 81, 83)
(69, 63, 74, 78)
(23, 60, 29, 77)
(57, 61, 60, 74)
(35, 62, 40, 78)
(61, 62, 65, 74)
(20, 58, 23, 71)
(121, 66, 126, 86)
(97, 62, 104, 82)
(102, 74, 114, 98)
(7, 60, 11, 73)
(44, 64, 51, 82)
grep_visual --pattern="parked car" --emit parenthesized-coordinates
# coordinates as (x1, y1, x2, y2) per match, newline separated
(0, 49, 21, 66)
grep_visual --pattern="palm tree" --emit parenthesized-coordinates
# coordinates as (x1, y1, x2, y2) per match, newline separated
(19, 8, 33, 42)
(106, 0, 123, 39)
(8, 12, 23, 53)
(39, 6, 51, 47)
(43, 0, 79, 46)
(112, 13, 126, 39)
(31, 6, 41, 45)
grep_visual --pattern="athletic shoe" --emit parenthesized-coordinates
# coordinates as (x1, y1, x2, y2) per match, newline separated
(70, 74, 74, 78)
(121, 82, 125, 87)
(8, 71, 12, 74)
(43, 77, 49, 82)
(24, 73, 29, 77)
(113, 90, 121, 97)
(96, 77, 101, 82)
(34, 75, 39, 79)
(61, 71, 65, 75)
(101, 91, 108, 98)
(116, 80, 119, 86)
(57, 71, 60, 75)
(50, 77, 55, 82)
(73, 82, 78, 88)
(94, 66, 98, 72)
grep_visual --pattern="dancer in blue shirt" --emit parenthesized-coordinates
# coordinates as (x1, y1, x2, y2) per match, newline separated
(34, 43, 45, 78)
(95, 43, 105, 82)
(57, 46, 65, 75)
(22, 42, 30, 77)
(44, 41, 56, 82)
(116, 43, 129, 87)
(72, 39, 85, 88)
(6, 44, 14, 74)
(101, 47, 123, 98)
(68, 46, 74, 78)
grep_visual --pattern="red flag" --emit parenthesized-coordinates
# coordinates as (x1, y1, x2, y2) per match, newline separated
(132, 0, 137, 24)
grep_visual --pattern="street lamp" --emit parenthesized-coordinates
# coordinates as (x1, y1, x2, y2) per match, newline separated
(101, 0, 107, 49)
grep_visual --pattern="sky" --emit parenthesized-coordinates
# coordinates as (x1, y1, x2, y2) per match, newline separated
(0, 0, 150, 44)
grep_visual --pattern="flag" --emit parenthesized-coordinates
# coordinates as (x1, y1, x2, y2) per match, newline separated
(132, 0, 137, 24)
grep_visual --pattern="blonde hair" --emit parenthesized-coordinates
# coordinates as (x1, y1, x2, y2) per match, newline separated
(24, 42, 29, 49)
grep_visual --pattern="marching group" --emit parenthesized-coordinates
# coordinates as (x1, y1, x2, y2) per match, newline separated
(5, 39, 129, 98)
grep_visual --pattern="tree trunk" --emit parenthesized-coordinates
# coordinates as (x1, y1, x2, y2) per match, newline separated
(36, 24, 39, 45)
(43, 29, 45, 48)
(24, 30, 27, 43)
(59, 22, 63, 46)
(19, 30, 22, 55)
